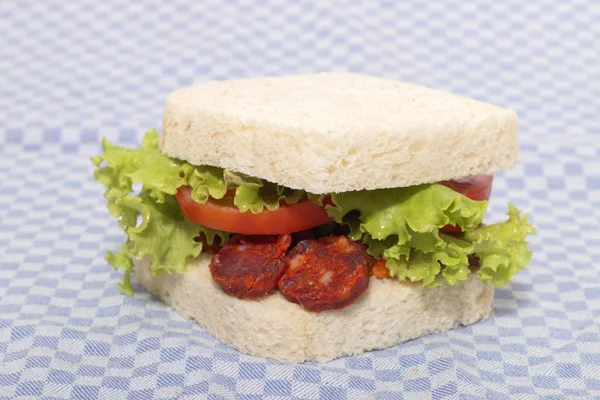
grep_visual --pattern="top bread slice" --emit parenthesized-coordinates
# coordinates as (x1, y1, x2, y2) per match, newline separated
(161, 73, 519, 194)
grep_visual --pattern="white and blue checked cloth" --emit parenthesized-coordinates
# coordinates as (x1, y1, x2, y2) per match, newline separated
(1, 1, 599, 399)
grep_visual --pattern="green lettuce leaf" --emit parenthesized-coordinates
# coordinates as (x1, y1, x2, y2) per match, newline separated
(326, 185, 533, 287)
(92, 129, 189, 204)
(188, 165, 228, 203)
(226, 170, 305, 213)
(188, 167, 305, 213)
(328, 184, 487, 242)
(466, 203, 536, 286)
(92, 130, 228, 294)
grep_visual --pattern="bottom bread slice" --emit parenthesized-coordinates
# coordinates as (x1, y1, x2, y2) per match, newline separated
(135, 254, 494, 363)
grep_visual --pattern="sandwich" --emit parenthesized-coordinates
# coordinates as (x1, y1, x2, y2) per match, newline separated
(92, 73, 534, 363)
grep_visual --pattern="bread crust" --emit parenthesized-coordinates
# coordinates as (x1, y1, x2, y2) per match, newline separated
(135, 254, 494, 363)
(161, 72, 519, 193)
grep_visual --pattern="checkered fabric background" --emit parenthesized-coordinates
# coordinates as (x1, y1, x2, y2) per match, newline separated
(1, 1, 599, 398)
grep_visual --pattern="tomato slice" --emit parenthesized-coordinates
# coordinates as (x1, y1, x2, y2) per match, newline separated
(438, 174, 493, 232)
(175, 186, 332, 235)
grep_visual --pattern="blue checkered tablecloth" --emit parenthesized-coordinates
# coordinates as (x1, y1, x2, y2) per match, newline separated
(1, 1, 599, 399)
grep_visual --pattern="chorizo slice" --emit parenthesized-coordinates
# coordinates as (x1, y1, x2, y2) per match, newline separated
(209, 234, 291, 299)
(370, 258, 391, 278)
(278, 235, 372, 312)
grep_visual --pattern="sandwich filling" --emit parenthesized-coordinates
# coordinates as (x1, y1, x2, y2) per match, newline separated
(93, 130, 534, 311)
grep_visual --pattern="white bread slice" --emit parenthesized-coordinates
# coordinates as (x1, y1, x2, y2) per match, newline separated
(136, 254, 494, 363)
(161, 73, 519, 194)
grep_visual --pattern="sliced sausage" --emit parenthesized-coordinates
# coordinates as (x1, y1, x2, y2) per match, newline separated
(278, 235, 372, 312)
(370, 258, 391, 278)
(209, 234, 291, 299)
